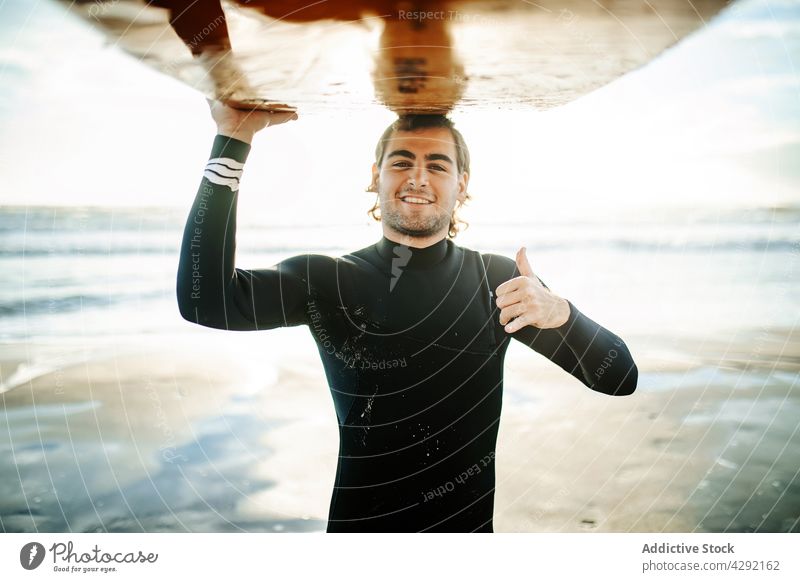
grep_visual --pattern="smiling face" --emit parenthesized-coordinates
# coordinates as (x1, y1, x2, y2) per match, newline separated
(370, 126, 469, 244)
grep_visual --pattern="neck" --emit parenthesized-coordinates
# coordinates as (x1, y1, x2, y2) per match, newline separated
(376, 231, 450, 269)
(381, 227, 447, 249)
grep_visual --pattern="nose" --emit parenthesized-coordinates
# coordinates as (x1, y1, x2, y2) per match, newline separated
(407, 165, 429, 188)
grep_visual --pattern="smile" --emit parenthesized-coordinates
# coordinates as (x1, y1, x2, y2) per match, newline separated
(400, 196, 433, 205)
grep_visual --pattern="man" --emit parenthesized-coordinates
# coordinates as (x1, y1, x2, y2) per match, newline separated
(177, 100, 638, 532)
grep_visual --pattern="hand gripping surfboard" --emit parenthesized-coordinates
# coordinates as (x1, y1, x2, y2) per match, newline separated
(54, 0, 729, 113)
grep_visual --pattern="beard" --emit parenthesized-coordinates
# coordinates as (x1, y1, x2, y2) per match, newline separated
(380, 197, 452, 238)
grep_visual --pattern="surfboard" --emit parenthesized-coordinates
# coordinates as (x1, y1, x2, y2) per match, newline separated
(55, 0, 730, 113)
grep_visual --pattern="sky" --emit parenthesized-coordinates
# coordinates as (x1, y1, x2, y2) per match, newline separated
(0, 0, 797, 224)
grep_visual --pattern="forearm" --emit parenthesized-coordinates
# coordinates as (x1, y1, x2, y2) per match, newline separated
(552, 301, 638, 396)
(176, 134, 255, 329)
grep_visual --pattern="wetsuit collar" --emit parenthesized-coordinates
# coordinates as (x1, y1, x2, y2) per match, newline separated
(376, 234, 450, 269)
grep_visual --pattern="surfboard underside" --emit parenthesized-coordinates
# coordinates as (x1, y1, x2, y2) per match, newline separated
(54, 0, 729, 113)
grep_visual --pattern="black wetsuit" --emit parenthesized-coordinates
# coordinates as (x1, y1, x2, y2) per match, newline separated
(177, 135, 638, 533)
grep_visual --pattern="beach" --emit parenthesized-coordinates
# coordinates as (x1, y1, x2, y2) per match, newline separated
(2, 317, 798, 533)
(1, 203, 799, 533)
(496, 328, 800, 533)
(0, 333, 333, 533)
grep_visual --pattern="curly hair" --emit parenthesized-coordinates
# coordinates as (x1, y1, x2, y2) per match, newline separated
(367, 115, 472, 239)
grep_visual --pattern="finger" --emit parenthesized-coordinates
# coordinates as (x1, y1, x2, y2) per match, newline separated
(227, 100, 293, 111)
(495, 288, 524, 309)
(504, 313, 527, 334)
(498, 303, 525, 326)
(495, 275, 526, 297)
(270, 110, 299, 126)
(516, 246, 534, 278)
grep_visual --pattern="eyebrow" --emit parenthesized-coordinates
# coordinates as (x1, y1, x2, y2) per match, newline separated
(386, 149, 455, 166)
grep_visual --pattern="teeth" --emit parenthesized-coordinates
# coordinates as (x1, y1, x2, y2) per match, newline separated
(402, 196, 431, 204)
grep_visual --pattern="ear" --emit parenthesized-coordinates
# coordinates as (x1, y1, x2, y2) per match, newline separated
(456, 171, 469, 203)
(369, 162, 380, 192)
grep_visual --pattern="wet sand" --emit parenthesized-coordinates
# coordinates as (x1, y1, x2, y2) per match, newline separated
(1, 329, 798, 533)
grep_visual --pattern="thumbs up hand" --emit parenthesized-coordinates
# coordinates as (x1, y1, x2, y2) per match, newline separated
(494, 247, 571, 333)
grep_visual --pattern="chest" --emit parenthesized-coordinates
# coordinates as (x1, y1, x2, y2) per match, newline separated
(331, 254, 500, 354)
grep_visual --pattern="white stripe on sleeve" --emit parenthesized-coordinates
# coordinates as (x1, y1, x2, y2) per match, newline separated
(206, 163, 243, 179)
(203, 171, 241, 192)
(207, 157, 244, 170)
(203, 157, 244, 192)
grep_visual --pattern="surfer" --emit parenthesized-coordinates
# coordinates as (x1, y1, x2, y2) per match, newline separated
(176, 100, 638, 532)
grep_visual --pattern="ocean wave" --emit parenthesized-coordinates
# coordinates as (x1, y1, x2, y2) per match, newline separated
(0, 290, 166, 318)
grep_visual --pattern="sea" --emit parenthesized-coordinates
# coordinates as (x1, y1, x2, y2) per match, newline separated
(1, 203, 797, 351)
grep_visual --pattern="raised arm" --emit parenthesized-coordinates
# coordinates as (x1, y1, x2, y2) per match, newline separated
(176, 101, 305, 330)
(483, 250, 638, 396)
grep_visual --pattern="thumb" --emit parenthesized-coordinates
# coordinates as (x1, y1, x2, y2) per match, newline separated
(516, 246, 534, 278)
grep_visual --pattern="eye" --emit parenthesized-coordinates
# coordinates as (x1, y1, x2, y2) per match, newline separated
(392, 161, 412, 168)
(429, 164, 446, 172)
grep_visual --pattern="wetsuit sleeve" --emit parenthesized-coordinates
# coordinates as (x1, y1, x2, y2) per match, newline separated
(483, 253, 638, 396)
(517, 299, 639, 396)
(176, 134, 311, 331)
